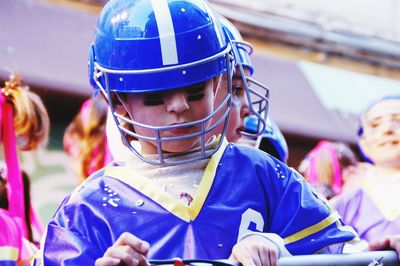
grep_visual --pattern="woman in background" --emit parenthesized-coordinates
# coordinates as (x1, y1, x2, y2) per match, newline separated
(332, 96, 400, 243)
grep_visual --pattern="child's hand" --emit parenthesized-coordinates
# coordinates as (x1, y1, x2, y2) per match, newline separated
(95, 232, 150, 266)
(369, 234, 400, 257)
(229, 235, 279, 266)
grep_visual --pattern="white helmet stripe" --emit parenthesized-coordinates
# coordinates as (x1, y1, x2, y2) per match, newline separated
(150, 0, 178, 65)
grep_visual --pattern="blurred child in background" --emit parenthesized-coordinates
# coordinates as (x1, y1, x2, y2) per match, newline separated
(0, 74, 49, 265)
(298, 140, 360, 199)
(63, 95, 112, 182)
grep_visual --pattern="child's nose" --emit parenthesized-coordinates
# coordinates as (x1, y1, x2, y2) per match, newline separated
(381, 117, 398, 135)
(240, 96, 252, 119)
(166, 91, 190, 114)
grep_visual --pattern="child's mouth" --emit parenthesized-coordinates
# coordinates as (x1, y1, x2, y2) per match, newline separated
(166, 126, 192, 136)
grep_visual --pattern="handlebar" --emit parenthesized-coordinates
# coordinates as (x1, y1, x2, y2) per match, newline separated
(149, 251, 399, 266)
(278, 251, 399, 266)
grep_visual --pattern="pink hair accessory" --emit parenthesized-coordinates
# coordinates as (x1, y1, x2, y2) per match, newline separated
(81, 98, 113, 175)
(80, 99, 92, 126)
(0, 92, 29, 258)
(308, 141, 342, 195)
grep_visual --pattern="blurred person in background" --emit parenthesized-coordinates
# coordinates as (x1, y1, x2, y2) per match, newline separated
(332, 95, 400, 244)
(63, 95, 112, 182)
(298, 140, 360, 200)
(0, 74, 49, 265)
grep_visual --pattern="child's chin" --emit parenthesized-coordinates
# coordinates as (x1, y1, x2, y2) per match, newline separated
(162, 139, 200, 153)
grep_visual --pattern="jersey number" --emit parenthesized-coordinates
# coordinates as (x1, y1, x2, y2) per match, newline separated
(238, 208, 264, 241)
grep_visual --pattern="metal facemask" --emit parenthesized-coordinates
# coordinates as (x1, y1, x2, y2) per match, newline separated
(219, 17, 269, 138)
(231, 39, 269, 138)
(94, 56, 233, 166)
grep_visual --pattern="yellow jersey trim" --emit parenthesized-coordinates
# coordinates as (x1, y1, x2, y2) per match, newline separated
(0, 246, 18, 261)
(105, 138, 228, 223)
(284, 211, 342, 244)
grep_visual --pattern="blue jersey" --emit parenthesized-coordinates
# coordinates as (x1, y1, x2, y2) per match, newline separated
(38, 141, 357, 265)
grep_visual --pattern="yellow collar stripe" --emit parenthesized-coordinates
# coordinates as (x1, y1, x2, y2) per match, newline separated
(0, 246, 18, 260)
(189, 138, 227, 220)
(104, 138, 228, 222)
(284, 211, 342, 244)
(112, 173, 193, 222)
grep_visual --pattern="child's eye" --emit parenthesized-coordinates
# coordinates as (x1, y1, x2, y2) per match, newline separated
(370, 122, 379, 128)
(367, 117, 381, 129)
(392, 114, 400, 122)
(186, 82, 205, 101)
(143, 93, 164, 106)
(232, 86, 244, 97)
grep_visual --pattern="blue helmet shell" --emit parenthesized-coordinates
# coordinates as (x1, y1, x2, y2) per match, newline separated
(90, 0, 229, 93)
(219, 16, 254, 75)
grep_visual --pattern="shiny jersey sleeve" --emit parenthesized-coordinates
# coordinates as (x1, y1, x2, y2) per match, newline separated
(38, 142, 357, 265)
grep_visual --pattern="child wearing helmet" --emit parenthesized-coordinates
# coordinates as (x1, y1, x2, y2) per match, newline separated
(37, 0, 357, 265)
(207, 16, 269, 144)
(212, 21, 285, 163)
(67, 16, 268, 181)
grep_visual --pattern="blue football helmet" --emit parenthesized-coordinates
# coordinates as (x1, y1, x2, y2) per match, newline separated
(89, 0, 233, 165)
(245, 115, 289, 163)
(220, 16, 269, 137)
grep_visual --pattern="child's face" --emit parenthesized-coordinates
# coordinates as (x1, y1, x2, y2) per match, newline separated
(360, 99, 400, 168)
(124, 79, 217, 154)
(209, 67, 251, 143)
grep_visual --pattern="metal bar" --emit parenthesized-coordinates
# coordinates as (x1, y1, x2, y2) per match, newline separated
(278, 251, 399, 266)
(149, 251, 399, 266)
